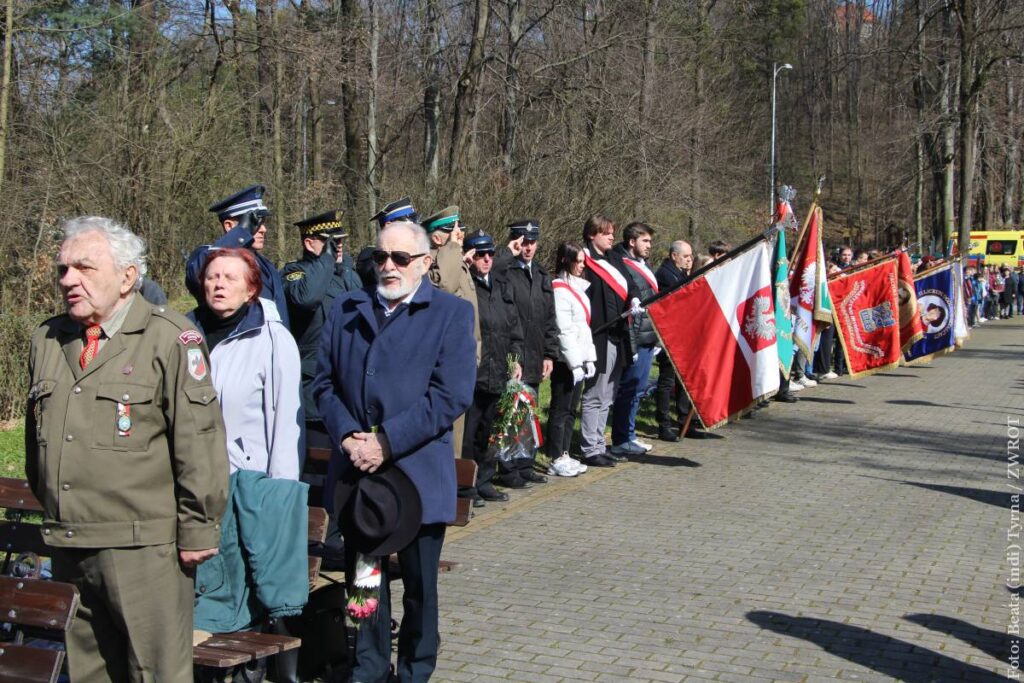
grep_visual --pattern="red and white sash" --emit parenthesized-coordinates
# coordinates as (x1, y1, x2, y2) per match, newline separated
(622, 258, 659, 293)
(553, 279, 591, 325)
(584, 249, 629, 301)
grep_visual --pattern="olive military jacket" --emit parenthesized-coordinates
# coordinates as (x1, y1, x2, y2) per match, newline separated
(429, 238, 481, 361)
(25, 296, 229, 551)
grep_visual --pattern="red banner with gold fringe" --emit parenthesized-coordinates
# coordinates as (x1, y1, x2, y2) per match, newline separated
(827, 257, 902, 378)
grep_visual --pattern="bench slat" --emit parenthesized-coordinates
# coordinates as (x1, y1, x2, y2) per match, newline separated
(213, 631, 301, 653)
(0, 479, 43, 514)
(307, 507, 328, 544)
(200, 633, 278, 658)
(0, 643, 64, 683)
(0, 576, 79, 632)
(192, 643, 252, 668)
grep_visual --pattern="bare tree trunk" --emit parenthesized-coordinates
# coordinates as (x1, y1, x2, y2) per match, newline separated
(366, 0, 380, 222)
(939, 0, 956, 245)
(256, 0, 274, 139)
(688, 0, 708, 238)
(638, 0, 659, 209)
(956, 0, 977, 254)
(1003, 65, 1018, 225)
(423, 0, 441, 189)
(449, 0, 489, 174)
(339, 0, 363, 214)
(272, 4, 284, 266)
(500, 0, 526, 176)
(0, 0, 15, 199)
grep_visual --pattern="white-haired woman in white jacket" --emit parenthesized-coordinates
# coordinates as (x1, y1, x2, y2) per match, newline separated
(545, 241, 598, 477)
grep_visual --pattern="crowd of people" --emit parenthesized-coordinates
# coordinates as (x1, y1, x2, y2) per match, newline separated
(26, 183, 973, 682)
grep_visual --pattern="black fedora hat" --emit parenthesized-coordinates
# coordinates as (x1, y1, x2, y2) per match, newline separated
(334, 464, 422, 556)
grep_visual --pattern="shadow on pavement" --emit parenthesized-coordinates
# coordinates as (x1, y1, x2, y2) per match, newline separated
(628, 453, 701, 467)
(904, 613, 1012, 663)
(874, 372, 921, 378)
(858, 476, 1011, 508)
(798, 396, 856, 405)
(747, 611, 1012, 682)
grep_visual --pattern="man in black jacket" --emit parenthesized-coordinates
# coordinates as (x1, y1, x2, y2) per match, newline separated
(609, 222, 661, 458)
(495, 219, 558, 484)
(654, 240, 693, 441)
(579, 215, 640, 468)
(461, 231, 525, 505)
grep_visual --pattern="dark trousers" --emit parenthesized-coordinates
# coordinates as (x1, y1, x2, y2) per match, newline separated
(814, 326, 834, 375)
(546, 362, 583, 458)
(654, 352, 689, 429)
(461, 388, 501, 496)
(345, 524, 446, 683)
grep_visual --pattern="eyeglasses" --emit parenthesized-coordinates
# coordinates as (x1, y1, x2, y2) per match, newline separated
(371, 250, 426, 267)
(472, 252, 495, 260)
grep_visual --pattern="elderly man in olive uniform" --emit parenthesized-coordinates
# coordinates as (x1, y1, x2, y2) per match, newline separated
(26, 216, 228, 682)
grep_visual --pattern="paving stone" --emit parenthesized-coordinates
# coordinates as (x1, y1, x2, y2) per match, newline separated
(417, 319, 1024, 681)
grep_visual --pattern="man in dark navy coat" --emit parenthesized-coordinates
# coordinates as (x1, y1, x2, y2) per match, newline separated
(312, 220, 476, 682)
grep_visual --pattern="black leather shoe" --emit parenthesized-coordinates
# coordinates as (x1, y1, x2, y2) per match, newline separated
(583, 454, 616, 468)
(684, 428, 710, 439)
(495, 474, 532, 489)
(774, 393, 798, 403)
(521, 470, 548, 484)
(472, 496, 486, 508)
(477, 485, 510, 501)
(658, 427, 680, 442)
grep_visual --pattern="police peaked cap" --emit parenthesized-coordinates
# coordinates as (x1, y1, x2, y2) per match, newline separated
(209, 184, 270, 222)
(295, 209, 347, 239)
(422, 206, 460, 233)
(507, 219, 541, 240)
(463, 230, 495, 254)
(370, 197, 418, 228)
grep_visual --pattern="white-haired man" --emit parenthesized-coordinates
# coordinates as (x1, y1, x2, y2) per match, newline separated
(313, 220, 476, 681)
(26, 216, 228, 681)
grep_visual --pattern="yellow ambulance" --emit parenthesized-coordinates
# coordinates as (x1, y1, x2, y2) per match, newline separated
(948, 230, 1024, 268)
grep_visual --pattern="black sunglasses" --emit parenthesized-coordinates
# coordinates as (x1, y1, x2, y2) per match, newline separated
(371, 249, 426, 267)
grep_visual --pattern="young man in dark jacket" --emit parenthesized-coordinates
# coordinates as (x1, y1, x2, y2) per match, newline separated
(610, 222, 660, 457)
(579, 215, 641, 468)
(495, 219, 559, 484)
(462, 231, 526, 504)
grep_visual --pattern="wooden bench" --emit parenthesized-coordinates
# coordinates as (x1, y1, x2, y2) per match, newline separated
(0, 478, 319, 673)
(0, 575, 79, 683)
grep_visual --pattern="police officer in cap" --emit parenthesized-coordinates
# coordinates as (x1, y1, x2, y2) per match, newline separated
(495, 219, 558, 484)
(281, 209, 361, 450)
(185, 184, 290, 328)
(461, 230, 524, 505)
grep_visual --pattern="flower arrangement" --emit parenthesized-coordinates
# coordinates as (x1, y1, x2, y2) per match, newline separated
(346, 552, 381, 624)
(487, 354, 543, 463)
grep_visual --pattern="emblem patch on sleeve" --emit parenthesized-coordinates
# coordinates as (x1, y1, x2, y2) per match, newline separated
(187, 348, 208, 380)
(179, 330, 204, 345)
(286, 271, 305, 281)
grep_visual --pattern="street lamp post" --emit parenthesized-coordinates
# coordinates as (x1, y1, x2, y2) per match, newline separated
(770, 62, 793, 217)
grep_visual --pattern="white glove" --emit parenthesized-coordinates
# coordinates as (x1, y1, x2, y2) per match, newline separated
(584, 361, 596, 379)
(632, 353, 639, 364)
(629, 297, 644, 317)
(653, 346, 662, 357)
(572, 366, 585, 384)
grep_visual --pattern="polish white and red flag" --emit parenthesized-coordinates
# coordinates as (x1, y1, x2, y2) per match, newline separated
(648, 239, 780, 428)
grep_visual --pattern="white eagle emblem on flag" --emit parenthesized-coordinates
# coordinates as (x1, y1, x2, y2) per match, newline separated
(742, 295, 776, 343)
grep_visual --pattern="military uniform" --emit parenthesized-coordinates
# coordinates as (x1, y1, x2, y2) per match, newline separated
(26, 295, 229, 682)
(281, 211, 362, 437)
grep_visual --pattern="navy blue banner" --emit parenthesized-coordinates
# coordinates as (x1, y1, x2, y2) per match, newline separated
(904, 264, 956, 363)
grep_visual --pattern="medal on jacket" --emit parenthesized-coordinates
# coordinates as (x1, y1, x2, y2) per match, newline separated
(116, 403, 132, 437)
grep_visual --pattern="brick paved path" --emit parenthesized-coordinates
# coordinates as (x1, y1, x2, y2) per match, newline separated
(422, 319, 1023, 681)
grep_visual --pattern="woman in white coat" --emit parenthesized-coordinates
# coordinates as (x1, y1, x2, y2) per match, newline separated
(191, 248, 303, 480)
(545, 241, 598, 477)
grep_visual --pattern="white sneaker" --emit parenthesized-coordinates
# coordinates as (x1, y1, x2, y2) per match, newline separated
(788, 381, 804, 392)
(797, 377, 817, 387)
(631, 439, 654, 453)
(547, 455, 580, 477)
(980, 317, 988, 322)
(570, 457, 588, 474)
(821, 371, 839, 380)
